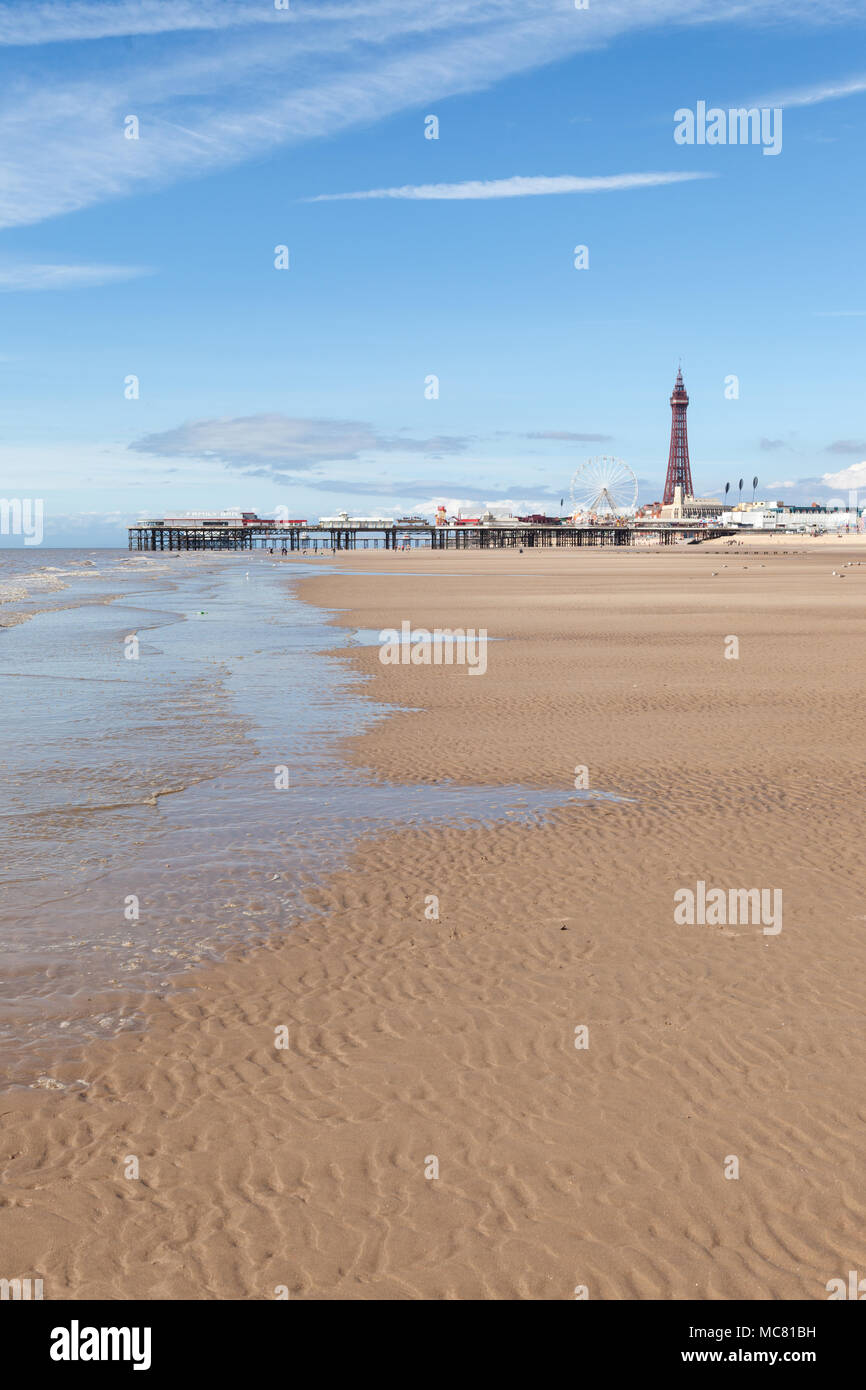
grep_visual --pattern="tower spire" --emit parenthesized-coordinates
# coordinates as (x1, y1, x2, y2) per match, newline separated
(663, 367, 693, 504)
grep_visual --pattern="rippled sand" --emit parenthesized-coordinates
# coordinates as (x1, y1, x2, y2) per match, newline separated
(3, 543, 865, 1299)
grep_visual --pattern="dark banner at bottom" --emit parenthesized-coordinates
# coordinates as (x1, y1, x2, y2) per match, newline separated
(3, 1297, 859, 1375)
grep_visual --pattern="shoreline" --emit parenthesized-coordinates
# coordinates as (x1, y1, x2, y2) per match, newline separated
(3, 545, 865, 1299)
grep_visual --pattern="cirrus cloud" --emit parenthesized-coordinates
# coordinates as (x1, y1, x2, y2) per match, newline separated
(756, 72, 866, 109)
(0, 1, 281, 46)
(306, 171, 716, 202)
(522, 430, 612, 442)
(0, 261, 151, 291)
(0, 0, 838, 231)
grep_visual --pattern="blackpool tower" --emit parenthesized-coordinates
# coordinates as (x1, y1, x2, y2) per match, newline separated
(663, 367, 694, 504)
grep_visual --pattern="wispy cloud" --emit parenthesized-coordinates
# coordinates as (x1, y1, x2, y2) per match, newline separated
(0, 2, 281, 46)
(130, 415, 470, 471)
(0, 0, 849, 231)
(757, 73, 866, 108)
(307, 171, 715, 202)
(828, 436, 866, 453)
(0, 261, 150, 290)
(522, 430, 612, 442)
(300, 478, 563, 503)
(826, 439, 866, 454)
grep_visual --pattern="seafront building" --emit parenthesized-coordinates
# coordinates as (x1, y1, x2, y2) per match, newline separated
(656, 485, 724, 522)
(720, 503, 862, 532)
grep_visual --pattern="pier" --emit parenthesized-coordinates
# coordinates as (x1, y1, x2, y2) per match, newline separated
(128, 520, 735, 552)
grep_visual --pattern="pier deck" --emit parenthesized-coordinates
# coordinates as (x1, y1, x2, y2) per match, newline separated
(128, 522, 734, 552)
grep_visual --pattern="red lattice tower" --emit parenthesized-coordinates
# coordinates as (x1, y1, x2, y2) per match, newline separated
(663, 367, 694, 504)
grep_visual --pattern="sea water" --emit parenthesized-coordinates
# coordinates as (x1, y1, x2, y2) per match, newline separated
(0, 550, 618, 1085)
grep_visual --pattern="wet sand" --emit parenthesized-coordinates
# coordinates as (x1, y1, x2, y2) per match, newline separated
(3, 543, 865, 1299)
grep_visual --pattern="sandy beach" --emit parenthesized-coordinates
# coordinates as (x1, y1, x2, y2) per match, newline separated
(3, 542, 865, 1300)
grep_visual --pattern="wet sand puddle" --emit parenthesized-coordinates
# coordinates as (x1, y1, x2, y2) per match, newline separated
(0, 553, 620, 1085)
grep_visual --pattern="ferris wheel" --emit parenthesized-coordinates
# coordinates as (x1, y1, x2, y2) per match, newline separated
(569, 456, 638, 518)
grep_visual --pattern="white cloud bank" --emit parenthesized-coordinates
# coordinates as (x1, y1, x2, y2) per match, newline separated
(822, 461, 866, 490)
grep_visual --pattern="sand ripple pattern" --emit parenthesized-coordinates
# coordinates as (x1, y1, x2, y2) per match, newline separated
(3, 547, 865, 1300)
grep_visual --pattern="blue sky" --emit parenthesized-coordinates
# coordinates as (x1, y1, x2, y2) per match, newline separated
(0, 0, 864, 544)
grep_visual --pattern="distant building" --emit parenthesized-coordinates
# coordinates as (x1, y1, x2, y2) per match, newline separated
(319, 510, 396, 527)
(161, 510, 259, 528)
(658, 485, 724, 522)
(722, 504, 860, 531)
